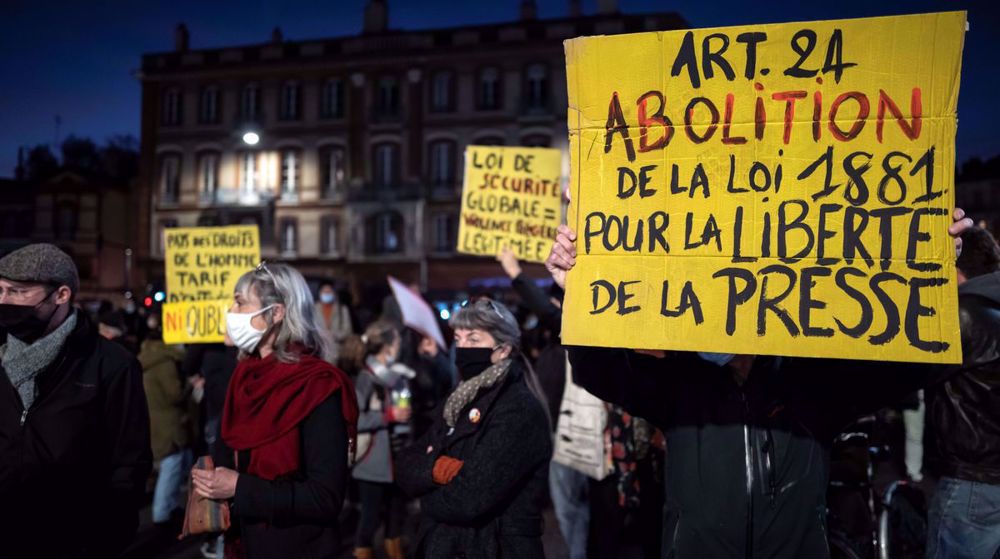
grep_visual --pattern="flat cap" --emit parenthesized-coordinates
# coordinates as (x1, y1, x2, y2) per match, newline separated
(0, 243, 80, 294)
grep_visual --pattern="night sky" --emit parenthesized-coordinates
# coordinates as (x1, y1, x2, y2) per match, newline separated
(1, 0, 997, 177)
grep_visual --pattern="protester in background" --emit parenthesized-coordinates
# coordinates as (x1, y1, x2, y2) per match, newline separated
(0, 243, 152, 558)
(342, 319, 414, 559)
(192, 262, 358, 559)
(397, 297, 552, 559)
(545, 211, 974, 558)
(925, 226, 1000, 559)
(183, 342, 239, 465)
(140, 311, 193, 526)
(497, 246, 589, 557)
(401, 328, 455, 439)
(316, 279, 354, 362)
(100, 308, 138, 354)
(499, 246, 665, 558)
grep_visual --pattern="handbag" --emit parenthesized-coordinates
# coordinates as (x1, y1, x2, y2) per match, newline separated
(179, 456, 231, 538)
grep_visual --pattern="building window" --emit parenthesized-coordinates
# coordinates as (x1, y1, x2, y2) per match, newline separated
(376, 77, 400, 116)
(160, 154, 181, 203)
(320, 216, 340, 255)
(198, 152, 219, 201)
(240, 152, 257, 194)
(157, 219, 178, 255)
(280, 149, 300, 197)
(430, 71, 453, 113)
(321, 78, 344, 118)
(199, 86, 220, 124)
(280, 219, 297, 254)
(525, 64, 549, 111)
(280, 81, 301, 120)
(320, 145, 346, 198)
(241, 83, 260, 119)
(478, 67, 501, 110)
(522, 134, 551, 148)
(162, 87, 182, 125)
(372, 143, 398, 188)
(429, 140, 455, 185)
(54, 201, 78, 241)
(433, 212, 456, 252)
(368, 211, 403, 254)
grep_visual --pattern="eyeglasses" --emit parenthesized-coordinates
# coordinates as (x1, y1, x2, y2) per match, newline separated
(461, 296, 503, 319)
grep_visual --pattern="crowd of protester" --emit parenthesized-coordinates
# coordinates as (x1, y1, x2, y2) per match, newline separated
(0, 206, 998, 558)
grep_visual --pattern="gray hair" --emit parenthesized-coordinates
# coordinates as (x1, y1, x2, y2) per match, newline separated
(449, 298, 521, 349)
(233, 262, 332, 363)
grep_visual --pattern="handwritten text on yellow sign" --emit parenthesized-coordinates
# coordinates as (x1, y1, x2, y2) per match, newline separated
(561, 12, 966, 363)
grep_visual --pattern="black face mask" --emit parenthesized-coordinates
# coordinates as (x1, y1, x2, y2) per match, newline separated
(454, 347, 498, 381)
(0, 289, 59, 343)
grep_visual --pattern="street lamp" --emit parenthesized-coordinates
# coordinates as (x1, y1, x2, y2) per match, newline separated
(242, 131, 260, 145)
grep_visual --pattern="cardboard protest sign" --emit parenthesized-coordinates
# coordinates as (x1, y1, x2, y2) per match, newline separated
(162, 225, 260, 344)
(562, 12, 965, 363)
(457, 145, 563, 263)
(387, 276, 447, 350)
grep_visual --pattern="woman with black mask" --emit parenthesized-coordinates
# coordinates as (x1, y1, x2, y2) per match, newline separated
(397, 297, 552, 559)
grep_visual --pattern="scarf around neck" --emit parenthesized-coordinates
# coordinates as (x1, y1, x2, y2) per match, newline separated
(222, 350, 359, 480)
(443, 358, 512, 428)
(1, 310, 77, 410)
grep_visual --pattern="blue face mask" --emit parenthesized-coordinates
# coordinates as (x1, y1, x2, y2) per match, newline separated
(698, 352, 735, 367)
(319, 292, 336, 304)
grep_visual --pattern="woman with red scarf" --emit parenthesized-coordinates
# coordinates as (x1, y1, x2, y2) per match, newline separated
(192, 262, 358, 558)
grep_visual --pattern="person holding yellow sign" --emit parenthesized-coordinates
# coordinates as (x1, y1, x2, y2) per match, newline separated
(544, 211, 973, 558)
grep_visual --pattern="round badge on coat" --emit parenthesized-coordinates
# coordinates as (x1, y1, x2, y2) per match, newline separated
(468, 408, 482, 424)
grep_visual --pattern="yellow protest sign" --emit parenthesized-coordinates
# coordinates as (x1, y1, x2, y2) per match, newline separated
(562, 12, 965, 363)
(162, 225, 260, 344)
(457, 145, 563, 263)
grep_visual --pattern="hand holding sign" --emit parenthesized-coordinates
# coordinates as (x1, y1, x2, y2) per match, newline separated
(545, 225, 578, 290)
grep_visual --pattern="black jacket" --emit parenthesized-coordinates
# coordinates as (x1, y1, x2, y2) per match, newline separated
(925, 271, 1000, 484)
(511, 273, 566, 427)
(397, 365, 553, 559)
(0, 311, 152, 559)
(567, 346, 945, 559)
(223, 395, 349, 559)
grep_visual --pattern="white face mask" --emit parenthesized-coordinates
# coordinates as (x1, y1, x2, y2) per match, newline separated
(226, 305, 274, 353)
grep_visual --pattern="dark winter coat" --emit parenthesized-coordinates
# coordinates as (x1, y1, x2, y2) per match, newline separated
(397, 364, 553, 559)
(222, 395, 350, 559)
(0, 311, 152, 559)
(567, 346, 950, 559)
(139, 338, 190, 461)
(925, 271, 1000, 484)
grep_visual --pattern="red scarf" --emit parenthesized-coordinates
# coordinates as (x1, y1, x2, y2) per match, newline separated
(221, 350, 359, 480)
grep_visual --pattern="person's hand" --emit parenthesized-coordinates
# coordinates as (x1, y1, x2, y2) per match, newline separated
(950, 207, 974, 259)
(545, 225, 578, 290)
(390, 406, 412, 423)
(191, 467, 239, 500)
(496, 247, 522, 279)
(633, 349, 666, 359)
(418, 336, 439, 358)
